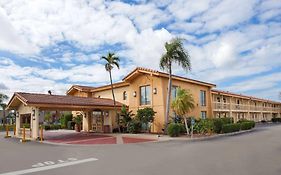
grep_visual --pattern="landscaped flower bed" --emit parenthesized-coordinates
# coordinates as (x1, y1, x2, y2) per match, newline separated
(167, 117, 255, 137)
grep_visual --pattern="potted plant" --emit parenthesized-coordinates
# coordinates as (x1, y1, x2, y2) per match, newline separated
(73, 115, 82, 132)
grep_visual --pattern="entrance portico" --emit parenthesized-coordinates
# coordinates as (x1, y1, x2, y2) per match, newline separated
(6, 92, 124, 140)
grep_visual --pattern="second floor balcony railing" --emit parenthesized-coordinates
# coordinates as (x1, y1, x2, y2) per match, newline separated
(213, 102, 281, 112)
(213, 102, 230, 110)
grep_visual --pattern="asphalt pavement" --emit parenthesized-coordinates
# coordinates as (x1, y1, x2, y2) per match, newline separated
(0, 124, 281, 175)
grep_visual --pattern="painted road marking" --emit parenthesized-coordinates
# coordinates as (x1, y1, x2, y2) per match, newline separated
(0, 158, 98, 175)
(32, 158, 78, 168)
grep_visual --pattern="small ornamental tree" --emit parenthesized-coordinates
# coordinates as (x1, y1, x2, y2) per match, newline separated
(136, 107, 156, 125)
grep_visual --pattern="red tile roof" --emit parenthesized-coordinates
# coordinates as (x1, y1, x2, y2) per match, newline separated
(123, 67, 216, 87)
(211, 89, 281, 104)
(9, 92, 124, 108)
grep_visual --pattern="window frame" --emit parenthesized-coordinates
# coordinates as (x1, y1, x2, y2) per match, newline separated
(200, 90, 206, 106)
(140, 85, 151, 106)
(201, 111, 207, 119)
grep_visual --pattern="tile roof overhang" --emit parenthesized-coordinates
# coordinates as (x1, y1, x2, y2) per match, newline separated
(211, 89, 281, 104)
(122, 67, 216, 87)
(66, 85, 96, 95)
(7, 92, 125, 110)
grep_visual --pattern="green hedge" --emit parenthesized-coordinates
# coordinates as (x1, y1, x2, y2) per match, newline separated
(44, 124, 61, 130)
(0, 125, 15, 131)
(240, 122, 254, 130)
(272, 118, 281, 123)
(222, 123, 241, 133)
(167, 123, 181, 137)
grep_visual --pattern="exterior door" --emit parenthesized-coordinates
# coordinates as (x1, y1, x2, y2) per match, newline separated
(92, 111, 103, 132)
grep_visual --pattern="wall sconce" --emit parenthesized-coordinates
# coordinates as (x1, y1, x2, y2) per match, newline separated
(16, 112, 19, 118)
(133, 91, 137, 97)
(104, 111, 109, 117)
(32, 109, 36, 120)
(153, 88, 157, 94)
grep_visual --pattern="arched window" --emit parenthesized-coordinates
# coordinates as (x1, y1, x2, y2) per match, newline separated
(123, 91, 127, 100)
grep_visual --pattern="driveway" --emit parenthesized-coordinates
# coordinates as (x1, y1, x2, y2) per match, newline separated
(0, 124, 281, 175)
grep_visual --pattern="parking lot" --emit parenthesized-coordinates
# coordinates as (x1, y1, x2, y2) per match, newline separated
(0, 124, 281, 175)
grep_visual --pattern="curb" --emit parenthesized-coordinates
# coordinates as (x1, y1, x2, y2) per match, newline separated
(158, 128, 256, 142)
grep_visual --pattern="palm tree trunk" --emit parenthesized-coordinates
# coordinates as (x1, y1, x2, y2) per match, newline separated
(165, 62, 172, 133)
(109, 70, 120, 132)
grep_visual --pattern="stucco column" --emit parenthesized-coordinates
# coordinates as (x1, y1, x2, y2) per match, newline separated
(82, 112, 88, 131)
(32, 107, 39, 139)
(16, 112, 20, 137)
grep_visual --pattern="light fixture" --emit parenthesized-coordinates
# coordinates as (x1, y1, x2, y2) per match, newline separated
(153, 88, 157, 94)
(32, 109, 36, 120)
(16, 112, 19, 118)
(133, 91, 137, 97)
(104, 111, 109, 117)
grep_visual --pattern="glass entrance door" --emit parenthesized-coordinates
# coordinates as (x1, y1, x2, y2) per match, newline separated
(92, 111, 103, 132)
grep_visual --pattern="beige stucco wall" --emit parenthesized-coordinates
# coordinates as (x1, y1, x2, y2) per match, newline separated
(93, 86, 130, 106)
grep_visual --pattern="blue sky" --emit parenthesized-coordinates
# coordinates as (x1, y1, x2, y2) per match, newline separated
(0, 0, 280, 101)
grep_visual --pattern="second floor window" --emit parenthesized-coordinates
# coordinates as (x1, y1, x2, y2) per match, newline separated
(140, 85, 151, 105)
(171, 86, 178, 100)
(200, 90, 206, 106)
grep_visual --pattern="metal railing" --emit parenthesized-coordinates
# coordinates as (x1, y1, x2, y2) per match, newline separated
(213, 102, 281, 113)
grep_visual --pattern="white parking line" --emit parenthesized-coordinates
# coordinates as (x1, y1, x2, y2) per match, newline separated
(0, 158, 98, 175)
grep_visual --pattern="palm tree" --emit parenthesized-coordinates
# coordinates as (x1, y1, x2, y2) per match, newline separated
(171, 88, 194, 135)
(171, 88, 195, 117)
(0, 93, 9, 125)
(160, 38, 191, 132)
(101, 52, 120, 131)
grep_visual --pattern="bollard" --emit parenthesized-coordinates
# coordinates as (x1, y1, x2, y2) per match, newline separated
(40, 125, 43, 143)
(13, 125, 16, 136)
(30, 128, 32, 138)
(22, 126, 26, 143)
(4, 125, 11, 138)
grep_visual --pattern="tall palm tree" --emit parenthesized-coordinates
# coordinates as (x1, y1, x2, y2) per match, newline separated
(0, 93, 9, 125)
(101, 52, 120, 131)
(171, 88, 195, 117)
(160, 38, 191, 132)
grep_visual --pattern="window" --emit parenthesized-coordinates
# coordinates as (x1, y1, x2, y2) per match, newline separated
(223, 98, 226, 103)
(201, 111, 207, 119)
(140, 85, 151, 105)
(123, 91, 127, 100)
(171, 86, 178, 100)
(200, 90, 206, 106)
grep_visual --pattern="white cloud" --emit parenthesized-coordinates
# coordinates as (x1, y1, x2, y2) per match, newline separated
(225, 72, 281, 92)
(196, 0, 257, 32)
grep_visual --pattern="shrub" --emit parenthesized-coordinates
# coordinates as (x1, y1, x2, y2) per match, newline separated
(237, 119, 250, 123)
(193, 119, 214, 134)
(220, 117, 233, 124)
(272, 118, 281, 123)
(23, 123, 30, 128)
(67, 121, 75, 130)
(179, 123, 187, 134)
(167, 123, 181, 137)
(44, 124, 61, 130)
(222, 123, 241, 133)
(60, 113, 73, 129)
(136, 107, 156, 125)
(0, 125, 15, 131)
(240, 122, 253, 130)
(213, 118, 224, 134)
(128, 120, 142, 133)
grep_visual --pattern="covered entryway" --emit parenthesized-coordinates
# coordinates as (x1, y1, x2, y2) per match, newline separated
(6, 92, 124, 140)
